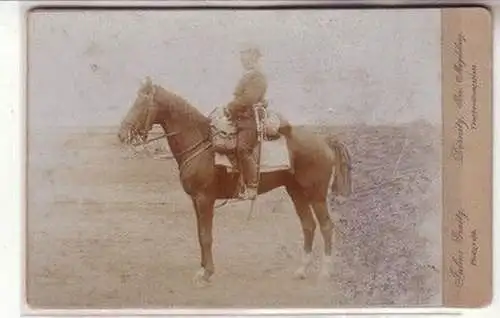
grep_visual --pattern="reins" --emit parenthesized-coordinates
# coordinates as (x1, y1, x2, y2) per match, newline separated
(131, 131, 179, 147)
(177, 138, 212, 174)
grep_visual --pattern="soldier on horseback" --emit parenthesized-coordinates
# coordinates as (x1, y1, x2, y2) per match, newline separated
(226, 44, 268, 200)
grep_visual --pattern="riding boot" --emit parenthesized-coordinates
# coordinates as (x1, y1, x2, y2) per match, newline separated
(235, 114, 259, 200)
(240, 154, 259, 200)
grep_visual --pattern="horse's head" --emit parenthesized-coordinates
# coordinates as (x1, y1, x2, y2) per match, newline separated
(118, 76, 159, 144)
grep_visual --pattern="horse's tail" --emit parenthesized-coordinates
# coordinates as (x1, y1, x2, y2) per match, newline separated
(327, 138, 352, 202)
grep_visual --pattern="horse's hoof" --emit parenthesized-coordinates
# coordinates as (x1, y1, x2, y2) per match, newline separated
(192, 268, 212, 287)
(319, 263, 333, 280)
(293, 267, 308, 280)
(293, 252, 313, 280)
(319, 255, 333, 280)
(319, 268, 332, 280)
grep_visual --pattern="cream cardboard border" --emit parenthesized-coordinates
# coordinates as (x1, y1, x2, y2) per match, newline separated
(441, 7, 493, 308)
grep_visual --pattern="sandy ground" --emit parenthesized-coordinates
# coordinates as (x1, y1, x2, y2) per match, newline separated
(26, 123, 441, 309)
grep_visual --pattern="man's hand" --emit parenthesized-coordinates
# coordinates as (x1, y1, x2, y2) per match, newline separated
(226, 101, 246, 120)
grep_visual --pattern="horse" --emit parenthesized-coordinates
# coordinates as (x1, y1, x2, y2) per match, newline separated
(117, 77, 352, 285)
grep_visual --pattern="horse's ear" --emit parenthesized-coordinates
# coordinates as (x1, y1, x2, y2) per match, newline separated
(141, 76, 152, 89)
(140, 76, 154, 95)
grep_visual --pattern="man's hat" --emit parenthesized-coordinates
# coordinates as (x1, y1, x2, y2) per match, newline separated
(239, 43, 262, 59)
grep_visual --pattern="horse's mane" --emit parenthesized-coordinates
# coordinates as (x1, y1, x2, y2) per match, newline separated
(154, 85, 210, 129)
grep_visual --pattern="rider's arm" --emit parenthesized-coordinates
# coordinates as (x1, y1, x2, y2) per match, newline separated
(227, 72, 267, 114)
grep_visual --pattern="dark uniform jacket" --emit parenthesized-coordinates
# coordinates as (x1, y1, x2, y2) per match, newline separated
(227, 69, 267, 120)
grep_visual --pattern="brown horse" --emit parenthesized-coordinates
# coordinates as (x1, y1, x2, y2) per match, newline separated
(117, 77, 352, 285)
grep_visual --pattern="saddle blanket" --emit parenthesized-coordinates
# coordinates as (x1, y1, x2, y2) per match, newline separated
(214, 135, 291, 173)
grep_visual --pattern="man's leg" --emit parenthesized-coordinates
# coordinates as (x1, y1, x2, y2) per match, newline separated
(236, 119, 258, 199)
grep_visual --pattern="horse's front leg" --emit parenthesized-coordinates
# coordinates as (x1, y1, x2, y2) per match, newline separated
(191, 194, 215, 286)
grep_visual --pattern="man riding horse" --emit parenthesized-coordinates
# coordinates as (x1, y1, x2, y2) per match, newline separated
(118, 54, 353, 283)
(226, 44, 268, 200)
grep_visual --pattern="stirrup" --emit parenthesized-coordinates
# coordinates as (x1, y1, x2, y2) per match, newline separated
(240, 184, 258, 200)
(244, 187, 258, 200)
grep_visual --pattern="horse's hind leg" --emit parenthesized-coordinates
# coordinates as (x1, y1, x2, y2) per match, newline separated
(286, 185, 315, 279)
(310, 200, 334, 279)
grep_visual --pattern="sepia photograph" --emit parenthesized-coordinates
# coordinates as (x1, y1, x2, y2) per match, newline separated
(26, 7, 443, 309)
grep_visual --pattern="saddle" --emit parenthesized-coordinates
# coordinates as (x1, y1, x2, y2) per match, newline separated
(208, 103, 292, 175)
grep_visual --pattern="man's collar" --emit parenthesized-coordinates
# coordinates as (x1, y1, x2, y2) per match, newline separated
(243, 66, 261, 74)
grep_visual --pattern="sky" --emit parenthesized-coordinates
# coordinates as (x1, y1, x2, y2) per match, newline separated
(28, 8, 442, 128)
